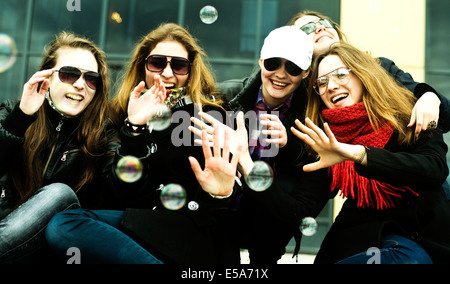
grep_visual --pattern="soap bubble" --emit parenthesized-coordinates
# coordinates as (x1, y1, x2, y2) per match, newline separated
(0, 33, 18, 73)
(199, 5, 218, 24)
(147, 104, 172, 131)
(300, 217, 318, 236)
(244, 161, 274, 192)
(160, 184, 187, 210)
(115, 156, 143, 183)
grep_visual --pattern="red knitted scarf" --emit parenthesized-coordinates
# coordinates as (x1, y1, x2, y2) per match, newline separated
(322, 102, 418, 210)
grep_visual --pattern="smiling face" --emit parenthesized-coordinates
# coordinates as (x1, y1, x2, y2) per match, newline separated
(145, 40, 189, 96)
(48, 47, 98, 117)
(317, 55, 364, 109)
(258, 58, 306, 108)
(294, 15, 340, 58)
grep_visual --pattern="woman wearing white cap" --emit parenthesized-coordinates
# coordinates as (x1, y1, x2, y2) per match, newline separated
(192, 26, 332, 264)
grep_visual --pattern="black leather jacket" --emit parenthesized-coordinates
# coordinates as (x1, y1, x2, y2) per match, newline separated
(0, 100, 118, 209)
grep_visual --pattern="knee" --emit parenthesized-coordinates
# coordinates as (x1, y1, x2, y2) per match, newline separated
(45, 208, 86, 246)
(39, 183, 79, 210)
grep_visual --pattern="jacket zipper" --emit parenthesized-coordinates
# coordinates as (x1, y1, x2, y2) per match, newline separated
(61, 149, 78, 161)
(42, 119, 64, 177)
(1, 187, 5, 198)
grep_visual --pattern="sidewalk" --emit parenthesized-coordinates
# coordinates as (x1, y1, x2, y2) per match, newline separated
(240, 250, 315, 264)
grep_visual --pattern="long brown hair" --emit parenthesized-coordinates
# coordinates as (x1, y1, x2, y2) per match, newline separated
(109, 22, 223, 127)
(306, 42, 417, 145)
(10, 31, 110, 205)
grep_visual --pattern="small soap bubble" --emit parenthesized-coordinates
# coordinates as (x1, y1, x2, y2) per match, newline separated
(147, 104, 172, 131)
(115, 156, 143, 183)
(160, 184, 187, 210)
(0, 33, 18, 73)
(199, 5, 218, 24)
(244, 161, 274, 192)
(300, 217, 318, 236)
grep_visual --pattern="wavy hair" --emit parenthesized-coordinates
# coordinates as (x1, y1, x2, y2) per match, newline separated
(306, 42, 417, 145)
(11, 31, 110, 205)
(109, 22, 223, 127)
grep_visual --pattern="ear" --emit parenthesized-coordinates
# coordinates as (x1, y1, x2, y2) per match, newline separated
(258, 58, 264, 69)
(303, 68, 310, 79)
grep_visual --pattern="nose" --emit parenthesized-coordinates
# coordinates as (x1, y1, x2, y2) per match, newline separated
(315, 23, 326, 34)
(72, 75, 86, 90)
(326, 76, 340, 92)
(161, 60, 174, 77)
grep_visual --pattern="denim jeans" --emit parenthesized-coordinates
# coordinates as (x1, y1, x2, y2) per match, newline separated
(0, 183, 80, 263)
(336, 234, 433, 264)
(45, 208, 163, 264)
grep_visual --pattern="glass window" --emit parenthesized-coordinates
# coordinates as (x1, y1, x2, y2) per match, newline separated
(30, 0, 103, 53)
(106, 0, 180, 54)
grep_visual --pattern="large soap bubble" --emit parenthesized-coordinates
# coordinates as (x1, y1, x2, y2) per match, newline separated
(300, 217, 318, 236)
(160, 184, 187, 210)
(147, 104, 172, 132)
(244, 161, 274, 192)
(199, 5, 218, 24)
(115, 156, 144, 183)
(0, 33, 18, 73)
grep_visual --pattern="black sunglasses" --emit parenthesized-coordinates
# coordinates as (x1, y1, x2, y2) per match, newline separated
(300, 18, 334, 35)
(263, 58, 303, 76)
(54, 66, 101, 90)
(145, 55, 191, 75)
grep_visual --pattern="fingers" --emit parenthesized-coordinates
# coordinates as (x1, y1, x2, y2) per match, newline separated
(131, 81, 146, 99)
(188, 156, 203, 179)
(201, 129, 213, 160)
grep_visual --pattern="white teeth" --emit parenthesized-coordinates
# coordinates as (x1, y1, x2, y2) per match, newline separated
(66, 94, 83, 102)
(272, 81, 287, 87)
(332, 94, 348, 103)
(165, 83, 175, 89)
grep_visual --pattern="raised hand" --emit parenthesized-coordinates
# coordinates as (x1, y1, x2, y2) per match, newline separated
(260, 113, 287, 148)
(291, 118, 363, 172)
(19, 69, 55, 115)
(189, 125, 243, 197)
(127, 75, 166, 125)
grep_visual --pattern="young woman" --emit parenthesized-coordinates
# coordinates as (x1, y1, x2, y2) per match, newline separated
(292, 42, 450, 263)
(0, 31, 115, 263)
(45, 23, 243, 264)
(289, 10, 450, 135)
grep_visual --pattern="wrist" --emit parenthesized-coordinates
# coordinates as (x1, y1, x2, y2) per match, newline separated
(125, 117, 148, 134)
(209, 188, 233, 199)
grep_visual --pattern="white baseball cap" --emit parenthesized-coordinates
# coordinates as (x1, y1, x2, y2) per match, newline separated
(260, 26, 313, 70)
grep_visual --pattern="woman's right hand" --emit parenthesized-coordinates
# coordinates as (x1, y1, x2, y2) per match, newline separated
(127, 75, 166, 125)
(19, 69, 55, 115)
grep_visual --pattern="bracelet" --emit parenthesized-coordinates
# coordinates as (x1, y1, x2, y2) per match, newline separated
(355, 147, 366, 164)
(209, 189, 233, 199)
(125, 117, 148, 134)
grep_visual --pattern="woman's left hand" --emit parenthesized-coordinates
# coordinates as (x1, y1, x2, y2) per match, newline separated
(408, 91, 440, 135)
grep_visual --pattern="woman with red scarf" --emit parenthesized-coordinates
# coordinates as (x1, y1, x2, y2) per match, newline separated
(292, 42, 450, 264)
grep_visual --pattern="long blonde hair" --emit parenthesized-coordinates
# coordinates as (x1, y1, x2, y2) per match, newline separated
(306, 42, 417, 145)
(109, 23, 223, 127)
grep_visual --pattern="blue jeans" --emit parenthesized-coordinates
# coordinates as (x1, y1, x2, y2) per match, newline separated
(336, 234, 433, 264)
(0, 183, 80, 263)
(45, 208, 163, 264)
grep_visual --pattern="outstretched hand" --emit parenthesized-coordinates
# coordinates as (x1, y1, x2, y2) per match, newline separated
(291, 118, 357, 172)
(189, 125, 243, 197)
